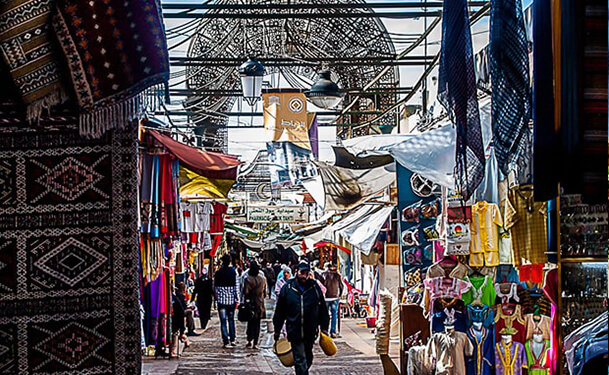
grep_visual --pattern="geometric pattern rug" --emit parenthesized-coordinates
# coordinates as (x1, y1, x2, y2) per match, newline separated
(0, 123, 141, 374)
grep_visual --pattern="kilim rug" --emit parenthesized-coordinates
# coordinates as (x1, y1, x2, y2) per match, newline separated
(53, 0, 170, 137)
(0, 0, 68, 122)
(0, 123, 141, 374)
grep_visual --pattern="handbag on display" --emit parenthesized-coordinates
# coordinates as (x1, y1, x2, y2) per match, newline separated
(402, 201, 422, 223)
(447, 206, 472, 223)
(445, 239, 470, 256)
(447, 222, 471, 241)
(237, 299, 255, 322)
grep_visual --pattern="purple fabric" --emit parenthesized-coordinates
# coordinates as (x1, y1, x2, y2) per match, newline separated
(309, 115, 319, 158)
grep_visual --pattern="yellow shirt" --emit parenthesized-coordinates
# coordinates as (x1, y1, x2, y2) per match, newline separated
(470, 201, 503, 267)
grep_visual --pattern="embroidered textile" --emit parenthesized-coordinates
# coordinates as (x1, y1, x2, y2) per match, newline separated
(432, 299, 467, 333)
(489, 0, 532, 175)
(0, 125, 141, 374)
(525, 339, 550, 375)
(462, 275, 496, 307)
(520, 289, 552, 316)
(0, 0, 68, 121)
(504, 186, 549, 266)
(495, 283, 521, 305)
(495, 341, 528, 375)
(524, 314, 552, 341)
(466, 326, 495, 375)
(53, 0, 169, 137)
(494, 305, 526, 344)
(437, 0, 485, 200)
(424, 277, 471, 306)
(469, 201, 503, 267)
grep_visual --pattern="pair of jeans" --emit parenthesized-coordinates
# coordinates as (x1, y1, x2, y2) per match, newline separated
(246, 318, 261, 345)
(326, 300, 339, 335)
(291, 339, 314, 375)
(218, 304, 236, 345)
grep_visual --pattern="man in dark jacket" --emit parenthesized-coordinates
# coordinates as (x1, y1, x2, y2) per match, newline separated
(273, 261, 329, 375)
(190, 269, 214, 330)
(321, 263, 344, 338)
(261, 261, 276, 296)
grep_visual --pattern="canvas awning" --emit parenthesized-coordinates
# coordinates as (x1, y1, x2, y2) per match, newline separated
(314, 240, 352, 255)
(322, 204, 394, 255)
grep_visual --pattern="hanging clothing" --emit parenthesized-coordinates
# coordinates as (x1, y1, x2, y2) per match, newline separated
(525, 339, 550, 375)
(466, 326, 495, 375)
(462, 275, 496, 307)
(469, 202, 503, 267)
(504, 186, 548, 266)
(180, 202, 195, 233)
(210, 203, 227, 233)
(495, 341, 528, 375)
(494, 305, 526, 344)
(430, 329, 474, 375)
(432, 299, 467, 333)
(524, 314, 552, 342)
(494, 283, 521, 305)
(520, 289, 552, 316)
(427, 262, 471, 279)
(194, 202, 213, 232)
(467, 305, 495, 329)
(408, 345, 433, 375)
(424, 277, 472, 306)
(495, 265, 520, 284)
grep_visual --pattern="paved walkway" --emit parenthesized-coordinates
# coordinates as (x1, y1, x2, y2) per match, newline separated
(143, 299, 400, 375)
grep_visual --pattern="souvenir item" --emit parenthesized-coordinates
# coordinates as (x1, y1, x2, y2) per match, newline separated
(402, 200, 422, 223)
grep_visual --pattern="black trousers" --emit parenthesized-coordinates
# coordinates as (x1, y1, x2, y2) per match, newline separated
(246, 318, 262, 345)
(197, 300, 212, 329)
(291, 339, 314, 375)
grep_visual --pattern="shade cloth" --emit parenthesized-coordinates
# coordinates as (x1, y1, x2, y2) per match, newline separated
(147, 129, 241, 175)
(314, 161, 396, 211)
(322, 205, 394, 255)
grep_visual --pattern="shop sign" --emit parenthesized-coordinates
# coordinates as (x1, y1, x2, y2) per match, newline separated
(247, 205, 309, 223)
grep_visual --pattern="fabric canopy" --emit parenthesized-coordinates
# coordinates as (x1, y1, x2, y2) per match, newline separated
(314, 241, 352, 255)
(314, 161, 396, 211)
(179, 165, 236, 199)
(148, 129, 241, 176)
(322, 204, 393, 255)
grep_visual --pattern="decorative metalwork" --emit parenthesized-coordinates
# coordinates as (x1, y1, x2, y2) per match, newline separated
(186, 0, 400, 148)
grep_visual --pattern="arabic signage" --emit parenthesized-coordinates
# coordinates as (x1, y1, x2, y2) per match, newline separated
(247, 205, 309, 223)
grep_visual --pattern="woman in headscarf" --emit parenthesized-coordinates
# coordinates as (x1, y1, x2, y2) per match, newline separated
(243, 261, 266, 349)
(274, 266, 292, 300)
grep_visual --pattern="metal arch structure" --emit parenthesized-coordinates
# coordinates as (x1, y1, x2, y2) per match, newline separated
(184, 0, 400, 148)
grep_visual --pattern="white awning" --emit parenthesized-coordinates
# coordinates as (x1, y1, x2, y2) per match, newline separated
(322, 204, 394, 256)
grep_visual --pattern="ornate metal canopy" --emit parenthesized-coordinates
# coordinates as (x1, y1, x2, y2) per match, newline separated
(185, 0, 400, 143)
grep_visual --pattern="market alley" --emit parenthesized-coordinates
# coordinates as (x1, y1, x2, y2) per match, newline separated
(143, 299, 398, 375)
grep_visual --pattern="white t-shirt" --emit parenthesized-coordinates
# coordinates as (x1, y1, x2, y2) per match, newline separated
(180, 202, 195, 232)
(194, 202, 214, 232)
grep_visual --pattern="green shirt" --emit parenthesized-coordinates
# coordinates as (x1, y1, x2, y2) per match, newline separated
(524, 339, 550, 375)
(462, 276, 496, 306)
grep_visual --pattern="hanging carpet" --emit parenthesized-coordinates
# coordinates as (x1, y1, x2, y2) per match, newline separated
(52, 0, 170, 137)
(0, 124, 141, 374)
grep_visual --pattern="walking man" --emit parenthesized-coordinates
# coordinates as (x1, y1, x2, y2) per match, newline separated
(322, 263, 344, 338)
(214, 254, 239, 348)
(273, 261, 329, 375)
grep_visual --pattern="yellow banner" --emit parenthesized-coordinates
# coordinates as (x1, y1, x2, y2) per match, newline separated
(178, 166, 235, 199)
(263, 91, 310, 149)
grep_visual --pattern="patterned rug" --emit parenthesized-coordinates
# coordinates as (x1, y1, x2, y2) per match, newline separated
(0, 124, 141, 374)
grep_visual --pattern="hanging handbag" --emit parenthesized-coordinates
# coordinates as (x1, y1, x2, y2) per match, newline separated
(238, 299, 255, 322)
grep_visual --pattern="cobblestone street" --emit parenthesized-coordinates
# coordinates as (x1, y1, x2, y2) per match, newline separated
(143, 300, 398, 375)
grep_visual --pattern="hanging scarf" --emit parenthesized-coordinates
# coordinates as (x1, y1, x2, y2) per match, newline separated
(437, 0, 485, 200)
(489, 0, 532, 176)
(53, 0, 169, 137)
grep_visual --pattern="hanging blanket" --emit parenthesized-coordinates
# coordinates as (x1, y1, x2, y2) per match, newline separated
(0, 0, 68, 121)
(52, 0, 169, 137)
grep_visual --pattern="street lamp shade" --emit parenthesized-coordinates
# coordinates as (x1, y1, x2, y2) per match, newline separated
(305, 70, 344, 109)
(239, 56, 265, 106)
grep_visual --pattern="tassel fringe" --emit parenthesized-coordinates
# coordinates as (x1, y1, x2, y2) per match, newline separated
(78, 83, 168, 138)
(26, 88, 70, 125)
